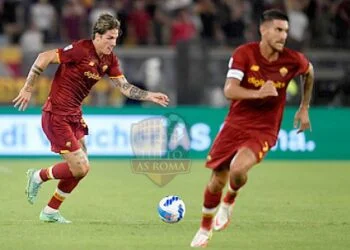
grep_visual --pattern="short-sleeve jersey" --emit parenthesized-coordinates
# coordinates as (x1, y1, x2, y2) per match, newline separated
(225, 42, 309, 138)
(43, 39, 123, 115)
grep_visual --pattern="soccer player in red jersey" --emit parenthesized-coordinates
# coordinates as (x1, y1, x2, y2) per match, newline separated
(12, 14, 169, 223)
(190, 9, 314, 247)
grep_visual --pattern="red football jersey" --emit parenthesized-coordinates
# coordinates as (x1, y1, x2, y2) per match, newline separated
(43, 39, 123, 115)
(225, 42, 309, 138)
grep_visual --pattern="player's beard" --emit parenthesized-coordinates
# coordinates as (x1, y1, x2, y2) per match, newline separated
(273, 40, 285, 52)
(103, 47, 113, 55)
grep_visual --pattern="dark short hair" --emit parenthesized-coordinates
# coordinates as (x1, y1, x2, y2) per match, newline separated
(260, 9, 289, 25)
(92, 13, 120, 39)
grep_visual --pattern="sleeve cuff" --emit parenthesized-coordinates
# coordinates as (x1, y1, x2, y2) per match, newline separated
(226, 69, 244, 81)
(109, 75, 124, 79)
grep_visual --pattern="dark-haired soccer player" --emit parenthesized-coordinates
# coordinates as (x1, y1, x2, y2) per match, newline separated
(13, 14, 169, 223)
(190, 9, 314, 247)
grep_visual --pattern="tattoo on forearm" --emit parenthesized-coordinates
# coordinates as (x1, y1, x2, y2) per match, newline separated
(121, 81, 132, 91)
(129, 86, 148, 100)
(114, 78, 148, 100)
(24, 74, 39, 92)
(300, 67, 314, 107)
(24, 64, 43, 92)
(31, 65, 43, 75)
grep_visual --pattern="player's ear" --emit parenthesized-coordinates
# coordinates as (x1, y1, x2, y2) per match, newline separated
(259, 22, 269, 37)
(259, 24, 265, 37)
(94, 33, 102, 41)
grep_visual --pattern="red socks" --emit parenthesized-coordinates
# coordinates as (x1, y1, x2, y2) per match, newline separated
(47, 178, 81, 210)
(201, 187, 222, 230)
(39, 162, 80, 210)
(223, 181, 239, 205)
(39, 162, 74, 181)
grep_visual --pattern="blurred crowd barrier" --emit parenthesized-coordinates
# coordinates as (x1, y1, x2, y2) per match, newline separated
(1, 40, 350, 107)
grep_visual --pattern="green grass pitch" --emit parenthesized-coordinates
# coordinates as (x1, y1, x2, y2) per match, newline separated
(0, 159, 350, 250)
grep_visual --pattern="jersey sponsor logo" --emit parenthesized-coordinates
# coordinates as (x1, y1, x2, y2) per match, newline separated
(248, 77, 286, 89)
(250, 65, 260, 71)
(84, 71, 101, 80)
(63, 44, 73, 51)
(102, 65, 108, 72)
(279, 67, 288, 77)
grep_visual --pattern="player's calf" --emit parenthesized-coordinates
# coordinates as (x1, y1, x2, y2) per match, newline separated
(208, 168, 229, 193)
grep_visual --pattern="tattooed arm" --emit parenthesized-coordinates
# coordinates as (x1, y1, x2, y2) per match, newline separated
(112, 76, 149, 100)
(294, 63, 314, 133)
(13, 49, 59, 111)
(111, 76, 169, 106)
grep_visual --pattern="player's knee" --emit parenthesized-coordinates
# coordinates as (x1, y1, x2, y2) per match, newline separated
(71, 162, 90, 178)
(209, 175, 226, 193)
(230, 165, 245, 176)
(229, 166, 247, 187)
(83, 164, 90, 176)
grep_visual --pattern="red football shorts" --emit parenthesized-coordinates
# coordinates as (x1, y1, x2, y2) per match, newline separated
(206, 123, 276, 169)
(41, 111, 89, 154)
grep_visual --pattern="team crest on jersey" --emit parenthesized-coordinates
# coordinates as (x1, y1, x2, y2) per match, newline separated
(279, 67, 288, 77)
(102, 65, 108, 72)
(89, 61, 95, 67)
(250, 65, 260, 71)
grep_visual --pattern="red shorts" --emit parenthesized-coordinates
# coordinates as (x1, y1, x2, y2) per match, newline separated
(206, 123, 276, 169)
(41, 111, 89, 154)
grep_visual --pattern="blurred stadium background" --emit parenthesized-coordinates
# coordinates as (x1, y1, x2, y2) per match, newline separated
(0, 1, 350, 250)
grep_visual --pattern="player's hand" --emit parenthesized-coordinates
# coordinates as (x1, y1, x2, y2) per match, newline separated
(293, 107, 311, 134)
(257, 80, 278, 98)
(147, 92, 170, 107)
(13, 87, 32, 111)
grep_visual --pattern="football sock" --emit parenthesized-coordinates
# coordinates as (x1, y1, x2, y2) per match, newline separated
(33, 170, 43, 184)
(46, 178, 81, 210)
(39, 162, 74, 182)
(223, 182, 239, 205)
(201, 186, 222, 230)
(43, 205, 58, 214)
